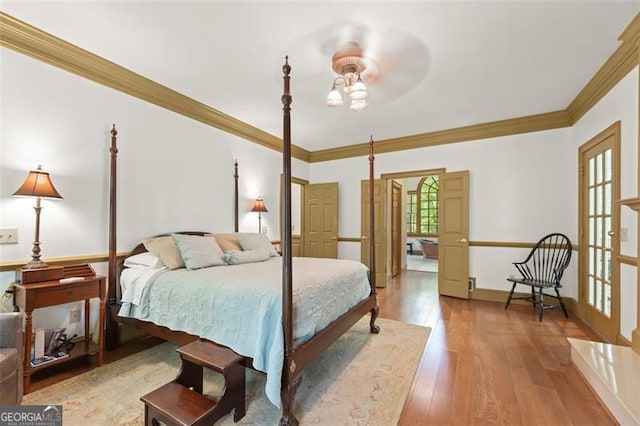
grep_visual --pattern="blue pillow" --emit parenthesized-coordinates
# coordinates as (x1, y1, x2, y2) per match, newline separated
(172, 234, 226, 270)
(224, 248, 271, 265)
(235, 233, 279, 257)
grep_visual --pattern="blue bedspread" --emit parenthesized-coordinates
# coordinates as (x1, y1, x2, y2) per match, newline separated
(118, 256, 370, 407)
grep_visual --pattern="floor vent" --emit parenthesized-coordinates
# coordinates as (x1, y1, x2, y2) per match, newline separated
(468, 277, 476, 292)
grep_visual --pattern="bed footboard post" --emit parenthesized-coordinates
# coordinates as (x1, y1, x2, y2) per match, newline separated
(280, 56, 298, 425)
(368, 136, 380, 334)
(370, 304, 380, 334)
(279, 376, 301, 426)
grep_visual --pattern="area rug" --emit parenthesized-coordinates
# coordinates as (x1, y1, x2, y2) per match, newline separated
(23, 317, 430, 425)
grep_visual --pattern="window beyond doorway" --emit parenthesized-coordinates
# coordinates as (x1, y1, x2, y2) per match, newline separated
(407, 175, 439, 235)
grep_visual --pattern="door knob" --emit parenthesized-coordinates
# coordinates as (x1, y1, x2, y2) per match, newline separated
(361, 236, 368, 240)
(331, 236, 337, 241)
(607, 231, 615, 236)
(456, 238, 468, 243)
(604, 247, 613, 252)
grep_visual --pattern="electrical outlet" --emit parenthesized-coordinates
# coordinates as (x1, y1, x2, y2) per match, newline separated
(69, 309, 81, 323)
(0, 228, 18, 244)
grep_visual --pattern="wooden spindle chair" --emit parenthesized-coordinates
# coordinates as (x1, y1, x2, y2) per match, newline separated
(504, 233, 572, 321)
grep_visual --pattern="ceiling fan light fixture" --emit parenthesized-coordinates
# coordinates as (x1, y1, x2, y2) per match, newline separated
(326, 42, 371, 111)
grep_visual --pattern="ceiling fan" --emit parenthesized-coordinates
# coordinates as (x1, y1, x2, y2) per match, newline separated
(285, 21, 430, 109)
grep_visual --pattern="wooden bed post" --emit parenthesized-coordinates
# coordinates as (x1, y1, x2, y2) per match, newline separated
(234, 160, 239, 233)
(106, 124, 119, 350)
(368, 136, 380, 333)
(280, 56, 301, 426)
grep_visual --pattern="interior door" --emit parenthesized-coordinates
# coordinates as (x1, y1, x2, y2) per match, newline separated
(304, 182, 338, 258)
(361, 179, 387, 287)
(438, 171, 470, 299)
(391, 181, 402, 277)
(280, 176, 308, 257)
(579, 123, 620, 343)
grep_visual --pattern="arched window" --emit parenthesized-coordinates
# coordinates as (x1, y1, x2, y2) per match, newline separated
(407, 191, 417, 233)
(407, 175, 439, 235)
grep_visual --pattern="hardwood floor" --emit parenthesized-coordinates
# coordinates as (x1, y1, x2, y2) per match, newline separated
(29, 269, 615, 425)
(383, 270, 616, 425)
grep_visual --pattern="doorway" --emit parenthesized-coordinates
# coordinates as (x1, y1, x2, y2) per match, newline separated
(403, 174, 441, 274)
(380, 168, 470, 300)
(280, 176, 308, 257)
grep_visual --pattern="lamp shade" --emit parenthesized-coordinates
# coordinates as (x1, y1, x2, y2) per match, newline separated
(13, 166, 63, 199)
(349, 76, 368, 101)
(350, 99, 368, 111)
(325, 86, 344, 106)
(251, 197, 268, 213)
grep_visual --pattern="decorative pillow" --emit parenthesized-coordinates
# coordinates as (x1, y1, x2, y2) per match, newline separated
(123, 252, 164, 269)
(143, 236, 185, 270)
(235, 233, 279, 257)
(172, 233, 226, 270)
(210, 233, 243, 252)
(224, 248, 271, 265)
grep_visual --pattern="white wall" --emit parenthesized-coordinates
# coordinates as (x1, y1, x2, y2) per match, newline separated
(572, 66, 639, 341)
(310, 127, 577, 296)
(0, 49, 309, 334)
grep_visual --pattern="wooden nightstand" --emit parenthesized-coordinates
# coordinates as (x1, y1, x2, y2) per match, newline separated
(13, 274, 106, 394)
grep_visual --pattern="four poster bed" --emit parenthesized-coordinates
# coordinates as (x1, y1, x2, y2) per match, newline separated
(105, 58, 380, 424)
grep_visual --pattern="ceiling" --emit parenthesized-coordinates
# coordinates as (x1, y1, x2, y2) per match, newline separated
(3, 1, 639, 152)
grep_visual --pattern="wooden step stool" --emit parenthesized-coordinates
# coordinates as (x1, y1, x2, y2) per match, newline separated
(140, 339, 246, 425)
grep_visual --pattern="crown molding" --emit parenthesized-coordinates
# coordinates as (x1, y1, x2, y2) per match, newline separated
(567, 35, 638, 124)
(619, 12, 640, 46)
(309, 110, 571, 163)
(0, 12, 311, 163)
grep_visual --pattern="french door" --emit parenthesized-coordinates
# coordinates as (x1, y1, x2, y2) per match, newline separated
(579, 122, 620, 343)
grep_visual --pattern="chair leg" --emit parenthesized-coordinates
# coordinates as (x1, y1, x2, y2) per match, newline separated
(505, 283, 517, 310)
(555, 287, 568, 318)
(531, 287, 536, 308)
(537, 288, 544, 321)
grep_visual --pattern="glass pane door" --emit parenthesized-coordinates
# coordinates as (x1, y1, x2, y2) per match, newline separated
(586, 148, 613, 317)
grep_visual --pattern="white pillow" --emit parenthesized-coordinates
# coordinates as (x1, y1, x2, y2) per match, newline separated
(172, 233, 226, 270)
(224, 248, 271, 265)
(123, 252, 164, 269)
(234, 233, 279, 257)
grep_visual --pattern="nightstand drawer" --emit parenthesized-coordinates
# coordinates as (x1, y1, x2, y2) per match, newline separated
(16, 266, 64, 284)
(31, 282, 99, 308)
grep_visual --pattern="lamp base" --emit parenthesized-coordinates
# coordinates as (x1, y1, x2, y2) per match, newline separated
(21, 260, 50, 270)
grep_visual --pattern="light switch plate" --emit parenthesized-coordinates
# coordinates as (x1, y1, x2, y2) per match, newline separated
(0, 228, 18, 244)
